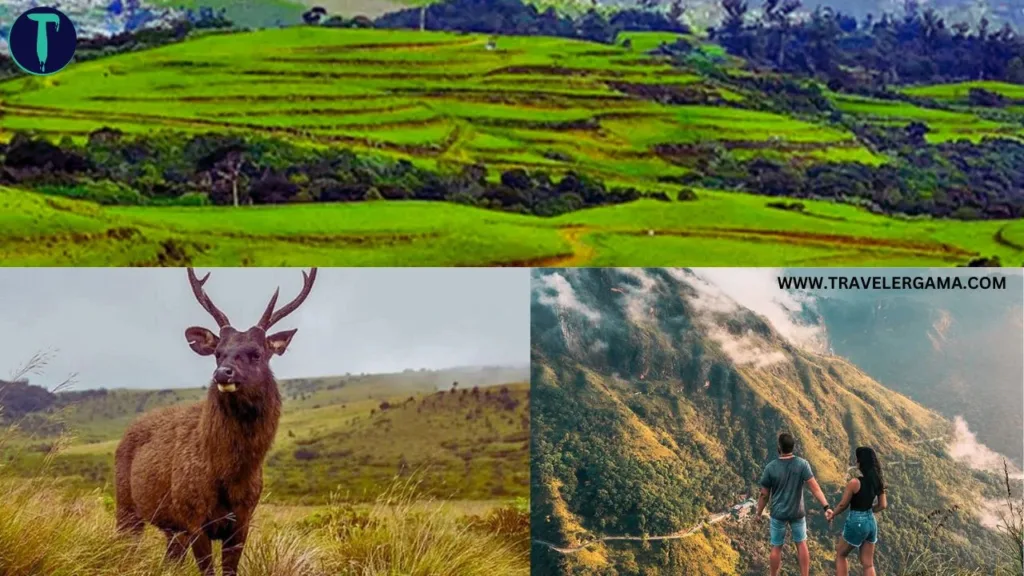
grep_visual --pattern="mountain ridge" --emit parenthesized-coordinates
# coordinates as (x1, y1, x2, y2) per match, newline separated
(531, 268, 1015, 575)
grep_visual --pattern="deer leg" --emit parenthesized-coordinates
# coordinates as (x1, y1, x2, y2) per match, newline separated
(190, 532, 216, 576)
(221, 516, 251, 576)
(164, 530, 189, 563)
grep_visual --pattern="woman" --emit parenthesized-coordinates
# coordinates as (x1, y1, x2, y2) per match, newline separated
(826, 446, 888, 576)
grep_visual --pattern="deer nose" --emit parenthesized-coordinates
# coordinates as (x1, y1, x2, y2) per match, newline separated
(214, 366, 235, 384)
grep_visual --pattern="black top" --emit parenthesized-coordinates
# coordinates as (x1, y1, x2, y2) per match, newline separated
(850, 476, 880, 511)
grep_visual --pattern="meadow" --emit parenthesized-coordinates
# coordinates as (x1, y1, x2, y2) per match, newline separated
(1, 28, 1022, 266)
(3, 184, 1022, 266)
(2, 367, 529, 503)
(0, 366, 530, 574)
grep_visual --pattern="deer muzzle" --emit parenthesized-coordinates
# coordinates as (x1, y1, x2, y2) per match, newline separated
(214, 366, 238, 393)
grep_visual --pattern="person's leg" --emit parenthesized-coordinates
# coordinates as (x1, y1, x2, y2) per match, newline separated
(859, 541, 876, 576)
(836, 539, 854, 576)
(769, 518, 786, 576)
(770, 546, 783, 576)
(792, 518, 810, 576)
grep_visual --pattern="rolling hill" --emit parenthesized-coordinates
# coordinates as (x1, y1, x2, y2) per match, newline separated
(0, 365, 530, 505)
(2, 26, 1024, 266)
(530, 268, 1020, 575)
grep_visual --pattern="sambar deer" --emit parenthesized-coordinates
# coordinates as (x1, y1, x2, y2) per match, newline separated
(114, 267, 317, 576)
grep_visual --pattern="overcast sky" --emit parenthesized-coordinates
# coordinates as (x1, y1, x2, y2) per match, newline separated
(0, 268, 529, 391)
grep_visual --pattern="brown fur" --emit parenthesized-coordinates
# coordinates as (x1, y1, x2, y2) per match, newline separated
(115, 269, 315, 576)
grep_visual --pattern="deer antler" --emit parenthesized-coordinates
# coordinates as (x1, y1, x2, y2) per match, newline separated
(187, 268, 231, 328)
(258, 268, 317, 331)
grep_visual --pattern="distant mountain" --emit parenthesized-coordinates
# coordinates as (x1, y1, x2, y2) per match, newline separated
(802, 271, 1024, 466)
(531, 268, 1018, 575)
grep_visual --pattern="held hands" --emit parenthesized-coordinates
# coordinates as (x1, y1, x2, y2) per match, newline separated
(825, 509, 834, 523)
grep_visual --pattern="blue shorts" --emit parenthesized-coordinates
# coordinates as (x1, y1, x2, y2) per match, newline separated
(769, 516, 807, 547)
(842, 510, 878, 547)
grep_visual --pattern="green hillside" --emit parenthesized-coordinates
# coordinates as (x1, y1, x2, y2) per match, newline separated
(1, 28, 1023, 265)
(3, 183, 1022, 267)
(1, 367, 529, 505)
(530, 268, 1019, 575)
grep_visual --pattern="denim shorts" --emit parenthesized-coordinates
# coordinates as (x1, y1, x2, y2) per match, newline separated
(769, 516, 807, 547)
(843, 510, 878, 547)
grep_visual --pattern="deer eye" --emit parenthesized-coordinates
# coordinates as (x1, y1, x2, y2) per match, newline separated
(248, 350, 261, 361)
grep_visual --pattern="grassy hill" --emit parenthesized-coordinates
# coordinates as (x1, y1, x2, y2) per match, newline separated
(3, 181, 1024, 267)
(1, 28, 1023, 265)
(530, 268, 1019, 575)
(1, 366, 530, 505)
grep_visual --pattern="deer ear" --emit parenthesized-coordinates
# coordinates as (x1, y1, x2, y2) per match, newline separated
(185, 327, 219, 356)
(266, 329, 297, 356)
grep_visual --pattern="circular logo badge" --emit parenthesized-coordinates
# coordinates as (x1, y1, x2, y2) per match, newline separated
(9, 7, 77, 76)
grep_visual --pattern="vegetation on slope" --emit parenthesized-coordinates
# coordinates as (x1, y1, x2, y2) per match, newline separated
(0, 471, 529, 576)
(0, 367, 529, 504)
(530, 268, 1019, 575)
(2, 1, 1024, 264)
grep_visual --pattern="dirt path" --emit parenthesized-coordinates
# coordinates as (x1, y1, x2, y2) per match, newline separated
(534, 501, 755, 554)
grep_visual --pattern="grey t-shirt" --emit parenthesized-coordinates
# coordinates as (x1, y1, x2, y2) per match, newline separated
(759, 456, 814, 521)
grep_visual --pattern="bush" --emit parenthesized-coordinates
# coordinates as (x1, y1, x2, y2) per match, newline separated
(677, 188, 698, 201)
(39, 180, 143, 205)
(152, 191, 210, 207)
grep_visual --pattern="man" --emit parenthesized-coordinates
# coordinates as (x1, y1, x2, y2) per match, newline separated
(755, 432, 832, 576)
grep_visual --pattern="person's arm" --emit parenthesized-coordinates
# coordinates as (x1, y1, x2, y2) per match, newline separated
(806, 476, 830, 509)
(832, 479, 858, 517)
(755, 466, 772, 520)
(872, 490, 887, 513)
(755, 486, 770, 519)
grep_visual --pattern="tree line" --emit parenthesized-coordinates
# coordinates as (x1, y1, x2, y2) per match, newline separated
(373, 0, 689, 44)
(710, 0, 1024, 88)
(0, 130, 647, 217)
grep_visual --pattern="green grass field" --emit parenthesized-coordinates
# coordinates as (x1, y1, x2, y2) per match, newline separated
(2, 367, 529, 505)
(1, 28, 1021, 266)
(902, 80, 1024, 103)
(3, 184, 1022, 266)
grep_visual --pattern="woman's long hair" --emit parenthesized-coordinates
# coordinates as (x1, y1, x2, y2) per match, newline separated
(856, 446, 885, 493)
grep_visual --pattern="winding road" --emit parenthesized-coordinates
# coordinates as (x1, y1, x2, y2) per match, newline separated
(534, 500, 757, 554)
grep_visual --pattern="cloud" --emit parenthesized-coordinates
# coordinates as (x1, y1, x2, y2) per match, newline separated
(690, 268, 828, 353)
(534, 271, 601, 323)
(672, 268, 804, 368)
(705, 327, 788, 368)
(616, 268, 660, 324)
(948, 416, 1016, 473)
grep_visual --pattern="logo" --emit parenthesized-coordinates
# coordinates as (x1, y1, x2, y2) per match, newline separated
(9, 7, 77, 76)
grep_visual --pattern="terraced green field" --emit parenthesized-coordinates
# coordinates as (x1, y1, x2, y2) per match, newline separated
(0, 28, 873, 188)
(833, 91, 1024, 143)
(1, 28, 1021, 266)
(902, 80, 1024, 103)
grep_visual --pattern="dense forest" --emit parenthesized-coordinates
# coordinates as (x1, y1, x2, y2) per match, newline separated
(710, 0, 1024, 87)
(375, 0, 689, 44)
(680, 136, 1024, 219)
(530, 268, 1017, 575)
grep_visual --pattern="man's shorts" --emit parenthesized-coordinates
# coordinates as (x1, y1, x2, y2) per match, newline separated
(769, 516, 807, 547)
(842, 510, 879, 547)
